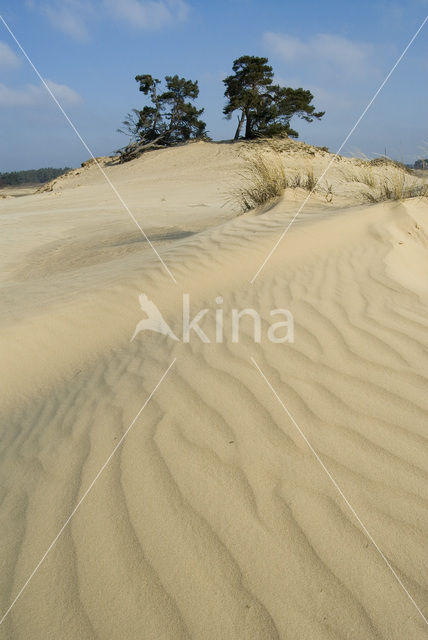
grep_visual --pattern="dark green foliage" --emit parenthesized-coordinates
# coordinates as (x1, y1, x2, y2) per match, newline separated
(156, 75, 206, 143)
(223, 55, 324, 140)
(0, 167, 71, 187)
(223, 56, 273, 139)
(118, 74, 207, 160)
(414, 158, 428, 170)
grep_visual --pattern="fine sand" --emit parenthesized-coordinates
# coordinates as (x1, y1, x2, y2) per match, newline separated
(0, 141, 427, 639)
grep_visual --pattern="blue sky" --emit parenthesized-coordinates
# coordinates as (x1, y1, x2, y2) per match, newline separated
(1, 0, 428, 170)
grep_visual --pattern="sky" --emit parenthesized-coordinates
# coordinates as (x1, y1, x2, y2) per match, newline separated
(1, 0, 428, 171)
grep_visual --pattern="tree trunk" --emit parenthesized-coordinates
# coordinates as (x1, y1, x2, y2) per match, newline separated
(118, 134, 166, 162)
(234, 111, 245, 140)
(245, 111, 252, 139)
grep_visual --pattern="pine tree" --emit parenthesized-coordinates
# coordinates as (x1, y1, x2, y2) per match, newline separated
(223, 55, 324, 140)
(118, 74, 207, 160)
(157, 75, 207, 143)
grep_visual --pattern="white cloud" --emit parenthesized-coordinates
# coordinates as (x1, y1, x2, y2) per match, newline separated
(0, 80, 82, 107)
(31, 0, 190, 39)
(103, 0, 190, 29)
(44, 3, 89, 39)
(264, 32, 376, 77)
(30, 0, 93, 40)
(45, 80, 83, 104)
(0, 42, 21, 68)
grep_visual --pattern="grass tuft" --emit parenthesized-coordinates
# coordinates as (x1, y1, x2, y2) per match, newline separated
(363, 172, 428, 202)
(341, 160, 428, 203)
(340, 165, 376, 188)
(290, 167, 318, 191)
(305, 167, 317, 191)
(230, 151, 324, 212)
(233, 151, 288, 211)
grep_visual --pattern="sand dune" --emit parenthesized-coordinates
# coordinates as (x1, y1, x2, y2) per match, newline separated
(0, 141, 427, 639)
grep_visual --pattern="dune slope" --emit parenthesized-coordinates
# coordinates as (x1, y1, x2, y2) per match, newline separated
(0, 142, 427, 639)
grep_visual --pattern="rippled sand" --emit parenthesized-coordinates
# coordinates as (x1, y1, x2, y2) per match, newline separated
(0, 141, 427, 639)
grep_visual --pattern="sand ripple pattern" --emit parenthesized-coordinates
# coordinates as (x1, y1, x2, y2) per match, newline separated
(0, 198, 427, 639)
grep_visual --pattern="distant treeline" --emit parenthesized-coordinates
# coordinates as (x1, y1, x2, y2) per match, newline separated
(413, 159, 428, 170)
(0, 167, 71, 187)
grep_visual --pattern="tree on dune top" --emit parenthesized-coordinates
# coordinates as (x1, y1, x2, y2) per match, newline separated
(117, 57, 325, 160)
(118, 74, 208, 161)
(223, 55, 325, 140)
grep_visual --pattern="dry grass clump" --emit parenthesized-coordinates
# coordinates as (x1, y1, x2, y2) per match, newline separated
(305, 167, 317, 191)
(324, 181, 334, 202)
(369, 156, 414, 174)
(290, 167, 317, 191)
(340, 164, 376, 188)
(340, 159, 427, 203)
(363, 171, 428, 203)
(233, 151, 288, 211)
(231, 150, 329, 212)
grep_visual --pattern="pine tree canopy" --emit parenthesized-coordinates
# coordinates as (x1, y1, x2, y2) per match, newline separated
(119, 74, 207, 148)
(223, 55, 324, 140)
